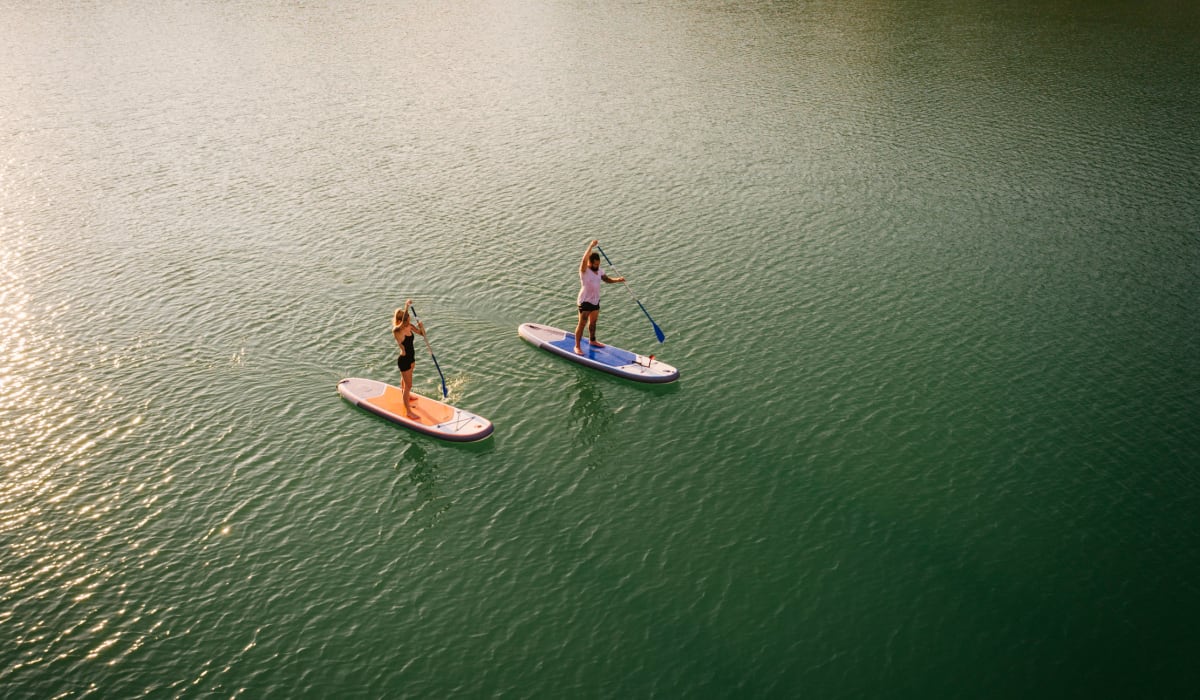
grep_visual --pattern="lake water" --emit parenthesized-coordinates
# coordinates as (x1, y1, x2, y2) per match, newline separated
(2, 0, 1198, 696)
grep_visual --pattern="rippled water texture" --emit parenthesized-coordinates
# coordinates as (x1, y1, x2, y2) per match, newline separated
(2, 0, 1198, 696)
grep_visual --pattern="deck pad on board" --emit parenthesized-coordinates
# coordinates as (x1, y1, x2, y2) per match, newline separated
(337, 378, 493, 441)
(518, 323, 679, 383)
(547, 336, 638, 367)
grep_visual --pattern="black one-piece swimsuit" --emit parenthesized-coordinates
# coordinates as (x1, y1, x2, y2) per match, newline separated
(396, 332, 415, 372)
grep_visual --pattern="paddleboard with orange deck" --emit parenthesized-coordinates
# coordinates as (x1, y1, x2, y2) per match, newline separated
(337, 378, 494, 442)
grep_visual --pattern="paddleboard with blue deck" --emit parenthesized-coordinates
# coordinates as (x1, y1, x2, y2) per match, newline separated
(518, 323, 679, 383)
(337, 377, 494, 442)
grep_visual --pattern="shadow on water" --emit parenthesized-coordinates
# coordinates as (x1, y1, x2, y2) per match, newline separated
(568, 373, 635, 473)
(568, 373, 616, 449)
(550, 355, 685, 469)
(335, 396, 495, 527)
(392, 441, 451, 525)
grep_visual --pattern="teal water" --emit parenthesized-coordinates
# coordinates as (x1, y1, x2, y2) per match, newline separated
(2, 1, 1199, 696)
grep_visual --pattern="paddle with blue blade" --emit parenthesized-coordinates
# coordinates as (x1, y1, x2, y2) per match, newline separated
(596, 245, 665, 343)
(407, 304, 449, 398)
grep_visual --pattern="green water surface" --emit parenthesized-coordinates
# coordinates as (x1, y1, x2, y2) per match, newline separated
(1, 0, 1198, 696)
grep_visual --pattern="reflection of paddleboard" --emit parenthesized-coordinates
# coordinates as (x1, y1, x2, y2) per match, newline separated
(337, 378, 494, 442)
(518, 323, 679, 383)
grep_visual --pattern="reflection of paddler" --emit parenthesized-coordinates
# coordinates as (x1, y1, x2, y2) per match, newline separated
(573, 239, 624, 356)
(392, 299, 426, 419)
(569, 373, 614, 447)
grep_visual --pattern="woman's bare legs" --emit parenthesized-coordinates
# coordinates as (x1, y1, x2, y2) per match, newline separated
(401, 366, 418, 419)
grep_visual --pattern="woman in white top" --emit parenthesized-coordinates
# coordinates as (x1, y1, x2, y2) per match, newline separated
(574, 239, 624, 355)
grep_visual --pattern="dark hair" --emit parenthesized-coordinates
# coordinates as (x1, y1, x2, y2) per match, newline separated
(589, 253, 601, 263)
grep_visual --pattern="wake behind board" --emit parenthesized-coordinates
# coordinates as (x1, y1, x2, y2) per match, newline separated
(337, 378, 494, 442)
(518, 323, 679, 383)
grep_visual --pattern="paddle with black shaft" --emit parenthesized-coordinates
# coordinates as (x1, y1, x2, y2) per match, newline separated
(407, 304, 449, 398)
(595, 245, 666, 343)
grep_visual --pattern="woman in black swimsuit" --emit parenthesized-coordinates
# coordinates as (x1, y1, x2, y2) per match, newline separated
(392, 300, 426, 419)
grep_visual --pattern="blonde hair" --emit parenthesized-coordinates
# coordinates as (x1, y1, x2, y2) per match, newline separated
(394, 307, 410, 326)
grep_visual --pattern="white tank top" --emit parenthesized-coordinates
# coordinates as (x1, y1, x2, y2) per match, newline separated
(577, 267, 603, 305)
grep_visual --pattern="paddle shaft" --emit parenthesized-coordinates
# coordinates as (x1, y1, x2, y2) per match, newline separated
(407, 304, 449, 398)
(595, 245, 665, 343)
